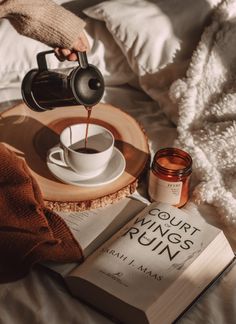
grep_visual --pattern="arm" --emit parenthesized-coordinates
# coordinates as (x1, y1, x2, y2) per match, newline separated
(0, 0, 89, 59)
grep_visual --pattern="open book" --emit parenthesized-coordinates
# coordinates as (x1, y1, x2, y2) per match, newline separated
(48, 198, 235, 324)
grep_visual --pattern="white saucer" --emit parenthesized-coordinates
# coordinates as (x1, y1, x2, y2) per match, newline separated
(47, 147, 126, 187)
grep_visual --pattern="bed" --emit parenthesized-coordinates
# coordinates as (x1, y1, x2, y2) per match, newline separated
(1, 0, 236, 323)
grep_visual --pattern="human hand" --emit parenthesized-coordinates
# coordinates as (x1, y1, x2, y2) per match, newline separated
(54, 30, 90, 61)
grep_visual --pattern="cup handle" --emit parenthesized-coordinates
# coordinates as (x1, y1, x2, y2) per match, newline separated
(48, 146, 67, 167)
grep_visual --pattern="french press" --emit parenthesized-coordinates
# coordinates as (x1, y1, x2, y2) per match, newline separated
(21, 50, 105, 111)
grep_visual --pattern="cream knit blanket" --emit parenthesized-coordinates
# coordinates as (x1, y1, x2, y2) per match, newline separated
(170, 0, 236, 225)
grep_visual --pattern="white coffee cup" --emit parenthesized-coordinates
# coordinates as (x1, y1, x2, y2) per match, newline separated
(48, 123, 114, 178)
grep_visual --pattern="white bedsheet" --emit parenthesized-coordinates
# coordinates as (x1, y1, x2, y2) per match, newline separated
(1, 1, 236, 323)
(0, 84, 236, 324)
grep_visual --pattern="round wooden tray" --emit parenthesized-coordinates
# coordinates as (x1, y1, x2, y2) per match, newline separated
(0, 102, 150, 211)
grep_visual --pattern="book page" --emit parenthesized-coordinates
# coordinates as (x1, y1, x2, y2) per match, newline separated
(57, 197, 146, 257)
(69, 202, 222, 311)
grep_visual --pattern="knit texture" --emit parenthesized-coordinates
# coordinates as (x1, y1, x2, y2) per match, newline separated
(0, 0, 85, 48)
(169, 0, 236, 224)
(0, 143, 83, 282)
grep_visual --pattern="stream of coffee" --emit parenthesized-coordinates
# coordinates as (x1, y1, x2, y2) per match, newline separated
(84, 106, 92, 149)
(75, 106, 99, 154)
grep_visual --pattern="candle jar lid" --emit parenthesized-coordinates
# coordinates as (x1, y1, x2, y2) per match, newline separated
(152, 147, 192, 177)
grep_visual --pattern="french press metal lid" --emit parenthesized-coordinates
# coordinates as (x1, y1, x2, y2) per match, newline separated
(21, 50, 105, 111)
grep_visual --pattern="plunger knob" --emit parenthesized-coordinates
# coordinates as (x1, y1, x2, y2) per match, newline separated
(89, 78, 102, 90)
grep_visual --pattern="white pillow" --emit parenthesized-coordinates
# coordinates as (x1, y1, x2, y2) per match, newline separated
(84, 0, 221, 122)
(85, 18, 137, 87)
(85, 0, 180, 74)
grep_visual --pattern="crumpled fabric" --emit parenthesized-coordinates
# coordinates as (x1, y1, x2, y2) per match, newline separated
(0, 143, 83, 282)
(169, 0, 236, 224)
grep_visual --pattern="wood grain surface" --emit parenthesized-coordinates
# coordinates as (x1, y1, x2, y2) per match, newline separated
(0, 102, 150, 211)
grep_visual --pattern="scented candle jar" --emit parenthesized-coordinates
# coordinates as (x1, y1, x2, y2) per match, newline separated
(148, 147, 192, 208)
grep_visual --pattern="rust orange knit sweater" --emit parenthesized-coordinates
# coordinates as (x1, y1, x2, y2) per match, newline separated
(0, 143, 83, 283)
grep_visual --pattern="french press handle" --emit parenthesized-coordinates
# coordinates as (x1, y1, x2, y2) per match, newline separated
(36, 50, 89, 71)
(77, 52, 88, 69)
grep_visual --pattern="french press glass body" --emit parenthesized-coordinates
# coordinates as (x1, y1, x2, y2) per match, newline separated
(21, 50, 105, 111)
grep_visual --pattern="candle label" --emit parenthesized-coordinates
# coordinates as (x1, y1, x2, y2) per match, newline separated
(148, 172, 182, 205)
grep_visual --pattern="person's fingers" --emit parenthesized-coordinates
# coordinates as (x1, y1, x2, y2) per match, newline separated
(54, 31, 90, 62)
(72, 31, 90, 52)
(55, 48, 77, 61)
(67, 52, 78, 61)
(54, 47, 66, 61)
(61, 48, 71, 57)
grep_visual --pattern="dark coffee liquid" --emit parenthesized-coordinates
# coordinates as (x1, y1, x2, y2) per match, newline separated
(84, 106, 93, 149)
(75, 147, 99, 154)
(74, 106, 97, 154)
